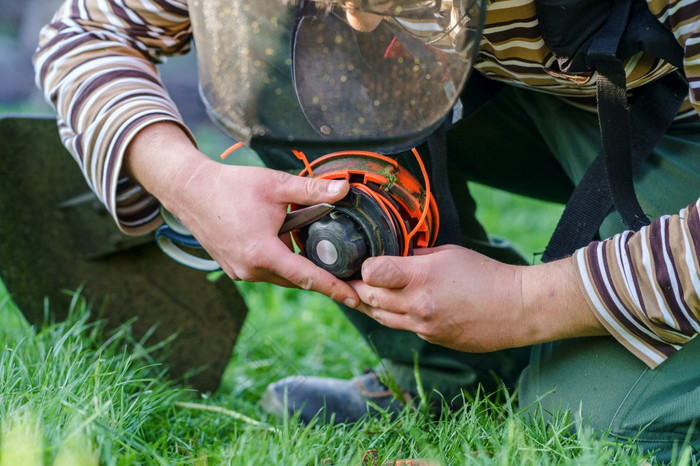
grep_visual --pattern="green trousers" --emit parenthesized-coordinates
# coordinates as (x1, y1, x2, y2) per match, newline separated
(255, 84, 700, 461)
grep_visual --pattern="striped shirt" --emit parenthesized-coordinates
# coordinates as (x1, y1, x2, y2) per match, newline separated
(34, 0, 700, 367)
(575, 200, 700, 367)
(476, 0, 700, 119)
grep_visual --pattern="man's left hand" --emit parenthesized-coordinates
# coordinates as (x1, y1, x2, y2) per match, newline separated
(349, 244, 607, 352)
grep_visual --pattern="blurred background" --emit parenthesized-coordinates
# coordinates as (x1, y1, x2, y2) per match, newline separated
(0, 0, 236, 156)
(0, 0, 56, 107)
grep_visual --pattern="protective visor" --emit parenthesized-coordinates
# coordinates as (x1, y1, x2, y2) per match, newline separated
(189, 0, 485, 150)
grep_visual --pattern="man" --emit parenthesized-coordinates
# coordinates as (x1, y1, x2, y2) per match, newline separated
(34, 0, 700, 460)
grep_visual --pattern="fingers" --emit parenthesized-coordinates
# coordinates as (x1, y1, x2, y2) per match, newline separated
(261, 240, 361, 307)
(351, 279, 407, 328)
(361, 255, 414, 289)
(359, 306, 411, 331)
(411, 244, 461, 256)
(350, 279, 410, 316)
(352, 254, 426, 315)
(351, 280, 432, 335)
(270, 171, 350, 206)
(362, 246, 459, 288)
(352, 280, 447, 345)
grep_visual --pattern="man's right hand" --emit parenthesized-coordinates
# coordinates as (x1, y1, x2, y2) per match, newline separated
(125, 122, 360, 307)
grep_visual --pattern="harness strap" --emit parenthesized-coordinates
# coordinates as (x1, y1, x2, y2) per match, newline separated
(589, 0, 648, 231)
(541, 0, 687, 261)
(428, 72, 505, 246)
(542, 70, 687, 261)
(428, 118, 463, 245)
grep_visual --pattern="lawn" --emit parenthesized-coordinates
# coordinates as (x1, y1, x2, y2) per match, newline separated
(0, 108, 693, 464)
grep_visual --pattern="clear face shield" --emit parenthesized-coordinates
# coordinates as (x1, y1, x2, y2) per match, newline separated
(308, 0, 480, 54)
(189, 0, 485, 151)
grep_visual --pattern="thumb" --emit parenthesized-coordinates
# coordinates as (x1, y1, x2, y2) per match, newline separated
(275, 173, 350, 205)
(412, 244, 461, 256)
(361, 255, 412, 289)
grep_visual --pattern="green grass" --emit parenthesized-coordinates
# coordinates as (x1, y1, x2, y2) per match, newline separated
(0, 106, 693, 463)
(0, 283, 659, 465)
(2, 182, 694, 465)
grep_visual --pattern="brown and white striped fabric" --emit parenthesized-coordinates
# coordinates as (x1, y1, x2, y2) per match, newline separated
(475, 0, 700, 119)
(575, 200, 700, 367)
(34, 0, 194, 235)
(33, 0, 700, 367)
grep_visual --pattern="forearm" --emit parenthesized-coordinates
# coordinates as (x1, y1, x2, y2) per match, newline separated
(519, 259, 607, 347)
(124, 121, 211, 215)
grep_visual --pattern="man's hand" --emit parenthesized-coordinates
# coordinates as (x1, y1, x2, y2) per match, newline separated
(349, 244, 606, 352)
(125, 122, 360, 307)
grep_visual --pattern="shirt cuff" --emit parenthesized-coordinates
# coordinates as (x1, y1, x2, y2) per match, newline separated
(571, 218, 699, 369)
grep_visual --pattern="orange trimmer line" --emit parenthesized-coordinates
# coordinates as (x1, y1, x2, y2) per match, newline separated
(219, 141, 245, 160)
(293, 150, 314, 177)
(352, 181, 412, 256)
(294, 147, 435, 255)
(218, 144, 435, 251)
(405, 147, 432, 245)
(219, 144, 316, 179)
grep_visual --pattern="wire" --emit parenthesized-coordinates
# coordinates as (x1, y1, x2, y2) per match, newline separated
(405, 147, 432, 246)
(219, 141, 245, 160)
(218, 144, 436, 257)
(351, 181, 409, 255)
(294, 147, 435, 256)
(293, 150, 315, 177)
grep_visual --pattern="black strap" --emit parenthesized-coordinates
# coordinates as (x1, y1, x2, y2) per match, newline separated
(542, 0, 688, 262)
(589, 0, 650, 231)
(428, 72, 506, 246)
(542, 70, 687, 261)
(428, 119, 463, 245)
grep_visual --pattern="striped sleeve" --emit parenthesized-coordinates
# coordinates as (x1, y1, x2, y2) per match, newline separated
(33, 0, 195, 235)
(647, 0, 700, 116)
(574, 199, 700, 368)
